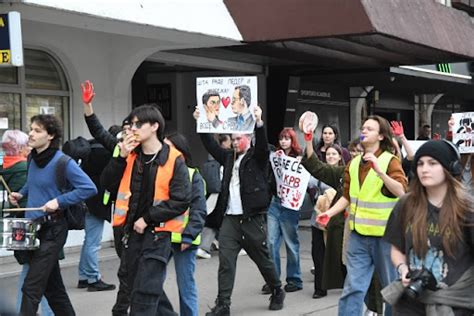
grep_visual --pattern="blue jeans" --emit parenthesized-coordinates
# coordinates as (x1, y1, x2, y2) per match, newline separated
(17, 264, 54, 316)
(174, 246, 198, 316)
(267, 198, 302, 288)
(78, 212, 105, 283)
(338, 231, 397, 316)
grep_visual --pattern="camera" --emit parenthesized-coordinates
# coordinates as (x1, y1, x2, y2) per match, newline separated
(404, 267, 437, 300)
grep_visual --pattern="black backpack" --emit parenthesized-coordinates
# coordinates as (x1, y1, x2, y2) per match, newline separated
(200, 159, 221, 194)
(55, 155, 88, 230)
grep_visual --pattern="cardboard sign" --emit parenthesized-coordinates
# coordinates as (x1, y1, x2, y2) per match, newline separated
(452, 112, 474, 153)
(196, 76, 257, 134)
(270, 150, 310, 211)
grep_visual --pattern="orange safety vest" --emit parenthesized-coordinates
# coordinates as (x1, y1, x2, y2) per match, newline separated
(113, 147, 188, 233)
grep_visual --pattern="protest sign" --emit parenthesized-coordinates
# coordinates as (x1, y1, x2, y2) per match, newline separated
(196, 76, 257, 134)
(270, 150, 310, 211)
(452, 112, 474, 153)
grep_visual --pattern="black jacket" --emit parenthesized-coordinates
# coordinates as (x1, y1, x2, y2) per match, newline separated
(85, 114, 118, 153)
(181, 169, 207, 246)
(201, 124, 271, 229)
(100, 143, 191, 232)
(82, 140, 113, 221)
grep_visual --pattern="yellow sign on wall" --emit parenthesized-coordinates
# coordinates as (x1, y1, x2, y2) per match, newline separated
(0, 49, 10, 64)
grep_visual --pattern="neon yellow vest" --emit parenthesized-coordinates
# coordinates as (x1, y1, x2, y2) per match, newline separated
(170, 167, 205, 245)
(349, 152, 399, 236)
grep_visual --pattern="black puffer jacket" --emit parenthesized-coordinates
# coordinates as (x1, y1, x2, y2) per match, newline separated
(201, 125, 271, 229)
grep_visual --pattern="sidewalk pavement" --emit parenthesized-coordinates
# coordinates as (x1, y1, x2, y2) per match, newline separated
(0, 220, 342, 315)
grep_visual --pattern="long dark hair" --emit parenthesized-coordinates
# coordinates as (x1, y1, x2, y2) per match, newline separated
(315, 124, 341, 153)
(325, 144, 345, 166)
(165, 132, 194, 167)
(276, 128, 302, 157)
(400, 170, 472, 258)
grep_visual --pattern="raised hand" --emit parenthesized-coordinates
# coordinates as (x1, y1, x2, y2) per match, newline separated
(254, 104, 263, 123)
(193, 106, 200, 121)
(390, 121, 404, 137)
(299, 111, 318, 140)
(448, 116, 455, 131)
(81, 80, 95, 105)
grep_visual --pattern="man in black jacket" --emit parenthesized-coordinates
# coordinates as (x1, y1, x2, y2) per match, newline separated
(194, 105, 285, 315)
(101, 105, 191, 315)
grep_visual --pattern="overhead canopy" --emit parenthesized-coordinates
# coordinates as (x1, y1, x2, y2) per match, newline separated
(222, 0, 474, 70)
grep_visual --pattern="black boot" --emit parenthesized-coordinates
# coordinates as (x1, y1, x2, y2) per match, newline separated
(205, 301, 230, 316)
(269, 287, 285, 310)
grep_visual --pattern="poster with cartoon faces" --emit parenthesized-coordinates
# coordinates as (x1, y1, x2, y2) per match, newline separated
(196, 76, 257, 134)
(452, 112, 474, 153)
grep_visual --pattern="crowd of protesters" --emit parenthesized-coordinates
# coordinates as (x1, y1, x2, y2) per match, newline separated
(1, 79, 473, 316)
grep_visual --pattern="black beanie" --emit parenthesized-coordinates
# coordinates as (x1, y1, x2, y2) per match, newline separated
(413, 140, 460, 174)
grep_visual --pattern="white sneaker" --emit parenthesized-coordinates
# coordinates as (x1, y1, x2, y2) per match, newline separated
(211, 240, 220, 251)
(238, 249, 247, 256)
(196, 248, 211, 259)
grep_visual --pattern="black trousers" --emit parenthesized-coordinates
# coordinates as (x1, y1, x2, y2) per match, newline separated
(112, 226, 130, 316)
(20, 218, 75, 316)
(217, 214, 281, 306)
(311, 226, 326, 293)
(125, 229, 172, 316)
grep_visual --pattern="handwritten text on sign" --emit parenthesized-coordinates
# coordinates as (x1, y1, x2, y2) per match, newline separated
(270, 150, 310, 211)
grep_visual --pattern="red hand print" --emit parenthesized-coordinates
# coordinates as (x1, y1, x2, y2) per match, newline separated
(81, 80, 95, 104)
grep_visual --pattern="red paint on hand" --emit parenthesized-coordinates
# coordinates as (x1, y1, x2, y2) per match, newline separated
(81, 80, 95, 104)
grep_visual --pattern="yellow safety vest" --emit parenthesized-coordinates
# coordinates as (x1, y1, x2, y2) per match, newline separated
(170, 167, 205, 246)
(348, 152, 398, 236)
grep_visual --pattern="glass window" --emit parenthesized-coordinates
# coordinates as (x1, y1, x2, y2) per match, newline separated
(0, 93, 21, 139)
(0, 49, 70, 140)
(24, 49, 68, 91)
(0, 67, 18, 84)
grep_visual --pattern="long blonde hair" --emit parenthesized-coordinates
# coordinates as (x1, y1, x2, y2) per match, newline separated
(401, 170, 472, 258)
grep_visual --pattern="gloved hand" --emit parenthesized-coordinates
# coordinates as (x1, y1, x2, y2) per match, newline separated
(81, 80, 95, 104)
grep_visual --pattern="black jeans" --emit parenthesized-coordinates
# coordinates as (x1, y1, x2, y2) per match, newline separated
(112, 226, 130, 316)
(125, 229, 172, 316)
(217, 214, 281, 306)
(20, 218, 75, 316)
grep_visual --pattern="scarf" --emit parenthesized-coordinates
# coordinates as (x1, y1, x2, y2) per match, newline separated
(2, 156, 27, 169)
(31, 147, 58, 168)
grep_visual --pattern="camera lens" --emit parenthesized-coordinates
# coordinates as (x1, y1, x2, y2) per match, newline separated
(405, 279, 423, 300)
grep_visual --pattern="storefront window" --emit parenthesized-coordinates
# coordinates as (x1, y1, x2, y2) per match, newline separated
(0, 49, 70, 143)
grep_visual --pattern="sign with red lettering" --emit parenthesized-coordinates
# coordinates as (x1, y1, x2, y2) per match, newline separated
(452, 112, 474, 154)
(270, 150, 310, 210)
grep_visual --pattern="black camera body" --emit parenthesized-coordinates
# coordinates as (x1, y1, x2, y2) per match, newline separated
(404, 268, 437, 300)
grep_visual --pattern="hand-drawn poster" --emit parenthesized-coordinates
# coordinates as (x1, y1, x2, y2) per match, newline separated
(452, 112, 474, 153)
(196, 76, 257, 134)
(270, 150, 310, 211)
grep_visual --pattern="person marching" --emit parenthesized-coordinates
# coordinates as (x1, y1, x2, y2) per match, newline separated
(383, 140, 474, 315)
(263, 128, 304, 294)
(317, 115, 407, 316)
(157, 132, 207, 316)
(100, 105, 191, 315)
(193, 105, 285, 315)
(9, 115, 97, 315)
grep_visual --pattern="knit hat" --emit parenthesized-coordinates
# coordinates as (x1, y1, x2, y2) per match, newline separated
(413, 140, 461, 175)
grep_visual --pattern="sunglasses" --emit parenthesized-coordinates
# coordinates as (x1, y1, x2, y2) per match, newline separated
(130, 120, 145, 129)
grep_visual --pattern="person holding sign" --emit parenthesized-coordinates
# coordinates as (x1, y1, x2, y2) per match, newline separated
(193, 105, 285, 315)
(264, 128, 306, 294)
(317, 115, 407, 316)
(299, 112, 347, 299)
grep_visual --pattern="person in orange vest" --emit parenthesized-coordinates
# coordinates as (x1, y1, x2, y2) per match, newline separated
(100, 104, 191, 316)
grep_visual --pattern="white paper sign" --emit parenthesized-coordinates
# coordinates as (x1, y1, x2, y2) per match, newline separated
(39, 106, 55, 115)
(452, 112, 474, 153)
(270, 150, 310, 211)
(401, 140, 427, 157)
(0, 117, 8, 129)
(196, 76, 257, 134)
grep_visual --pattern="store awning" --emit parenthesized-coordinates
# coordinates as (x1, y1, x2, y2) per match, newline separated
(223, 0, 474, 69)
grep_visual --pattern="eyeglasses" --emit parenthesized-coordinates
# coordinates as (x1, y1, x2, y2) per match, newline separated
(131, 120, 145, 129)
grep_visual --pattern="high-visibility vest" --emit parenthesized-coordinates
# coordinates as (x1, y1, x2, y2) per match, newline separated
(348, 152, 399, 236)
(113, 147, 188, 234)
(103, 144, 121, 205)
(170, 167, 205, 245)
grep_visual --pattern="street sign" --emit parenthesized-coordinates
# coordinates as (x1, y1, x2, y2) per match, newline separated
(0, 12, 23, 67)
